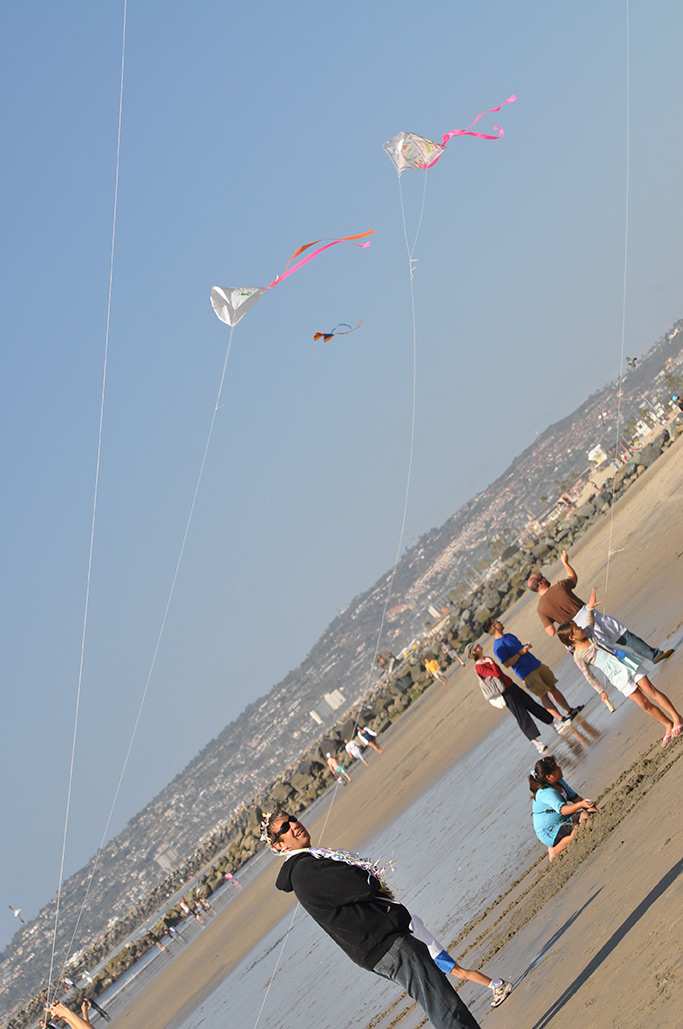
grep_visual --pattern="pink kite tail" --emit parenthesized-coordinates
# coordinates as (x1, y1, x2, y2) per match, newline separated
(433, 94, 518, 155)
(268, 232, 374, 288)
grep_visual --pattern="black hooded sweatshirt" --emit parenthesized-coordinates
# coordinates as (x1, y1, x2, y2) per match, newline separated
(275, 851, 411, 970)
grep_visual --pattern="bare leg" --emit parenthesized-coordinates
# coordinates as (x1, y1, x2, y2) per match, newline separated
(368, 740, 383, 753)
(628, 687, 673, 730)
(637, 677, 683, 729)
(540, 693, 564, 720)
(548, 827, 578, 862)
(548, 685, 572, 713)
(450, 964, 492, 988)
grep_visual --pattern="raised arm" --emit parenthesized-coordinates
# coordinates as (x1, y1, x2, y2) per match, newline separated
(48, 1004, 92, 1029)
(560, 549, 577, 585)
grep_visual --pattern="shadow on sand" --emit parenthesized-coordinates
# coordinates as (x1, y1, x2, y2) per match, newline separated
(511, 887, 603, 989)
(531, 856, 683, 1028)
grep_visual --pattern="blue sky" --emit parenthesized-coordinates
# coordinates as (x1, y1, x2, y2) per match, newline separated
(1, 0, 682, 945)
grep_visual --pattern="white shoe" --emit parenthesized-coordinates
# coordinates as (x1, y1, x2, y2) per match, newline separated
(490, 979, 512, 1008)
(554, 717, 572, 734)
(532, 739, 549, 754)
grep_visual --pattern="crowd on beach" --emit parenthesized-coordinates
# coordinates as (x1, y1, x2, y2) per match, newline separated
(46, 549, 681, 1029)
(256, 548, 680, 1029)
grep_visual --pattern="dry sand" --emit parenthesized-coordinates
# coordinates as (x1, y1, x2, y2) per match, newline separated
(114, 435, 683, 1029)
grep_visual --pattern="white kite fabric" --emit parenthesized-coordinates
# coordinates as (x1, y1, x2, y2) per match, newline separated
(384, 132, 445, 174)
(210, 286, 267, 327)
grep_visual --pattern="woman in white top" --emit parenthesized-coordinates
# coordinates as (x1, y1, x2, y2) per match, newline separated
(558, 593, 682, 747)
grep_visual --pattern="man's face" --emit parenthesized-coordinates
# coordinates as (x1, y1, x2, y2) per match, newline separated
(492, 621, 504, 635)
(471, 644, 483, 660)
(271, 814, 311, 852)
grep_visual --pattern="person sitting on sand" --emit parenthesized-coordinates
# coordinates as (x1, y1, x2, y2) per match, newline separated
(557, 592, 683, 747)
(529, 756, 598, 862)
(468, 642, 554, 754)
(263, 810, 512, 1024)
(527, 550, 673, 665)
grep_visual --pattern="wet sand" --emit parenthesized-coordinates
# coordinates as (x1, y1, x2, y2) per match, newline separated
(114, 435, 683, 1029)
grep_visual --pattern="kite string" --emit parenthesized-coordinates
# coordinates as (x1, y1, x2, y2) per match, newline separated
(358, 170, 419, 715)
(251, 784, 340, 1029)
(59, 325, 235, 979)
(604, 0, 631, 600)
(46, 0, 128, 1006)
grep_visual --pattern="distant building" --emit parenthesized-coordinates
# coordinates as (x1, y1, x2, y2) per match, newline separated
(309, 709, 323, 725)
(323, 689, 345, 711)
(587, 444, 608, 466)
(154, 844, 180, 873)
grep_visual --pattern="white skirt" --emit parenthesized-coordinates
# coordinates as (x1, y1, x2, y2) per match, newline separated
(593, 648, 646, 697)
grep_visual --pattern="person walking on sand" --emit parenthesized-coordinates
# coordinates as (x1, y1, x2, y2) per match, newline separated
(488, 620, 581, 724)
(527, 550, 673, 664)
(529, 756, 598, 861)
(441, 641, 466, 667)
(558, 593, 683, 747)
(468, 643, 553, 755)
(345, 738, 369, 765)
(326, 751, 352, 784)
(263, 811, 512, 1024)
(358, 725, 383, 753)
(425, 655, 447, 684)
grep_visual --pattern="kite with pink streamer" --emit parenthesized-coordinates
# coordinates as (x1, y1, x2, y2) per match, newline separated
(384, 95, 517, 174)
(210, 230, 374, 327)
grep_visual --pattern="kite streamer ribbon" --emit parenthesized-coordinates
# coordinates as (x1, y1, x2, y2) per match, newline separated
(423, 94, 518, 168)
(269, 230, 374, 287)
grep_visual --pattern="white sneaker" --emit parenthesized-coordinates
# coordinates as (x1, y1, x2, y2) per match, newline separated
(532, 739, 549, 754)
(554, 717, 572, 734)
(490, 979, 512, 1008)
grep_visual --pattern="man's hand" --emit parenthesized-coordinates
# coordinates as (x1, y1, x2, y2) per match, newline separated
(588, 588, 598, 609)
(560, 549, 578, 584)
(544, 624, 557, 637)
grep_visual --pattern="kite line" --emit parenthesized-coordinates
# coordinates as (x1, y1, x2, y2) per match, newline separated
(604, 0, 631, 600)
(59, 326, 236, 977)
(46, 0, 128, 1007)
(251, 785, 341, 1029)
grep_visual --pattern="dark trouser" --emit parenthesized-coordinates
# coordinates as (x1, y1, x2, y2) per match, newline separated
(616, 629, 661, 663)
(373, 934, 480, 1029)
(504, 682, 553, 741)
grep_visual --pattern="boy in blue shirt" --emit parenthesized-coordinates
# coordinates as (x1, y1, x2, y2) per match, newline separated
(488, 620, 581, 726)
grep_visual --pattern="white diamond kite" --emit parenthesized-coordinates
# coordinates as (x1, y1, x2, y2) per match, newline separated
(210, 286, 266, 327)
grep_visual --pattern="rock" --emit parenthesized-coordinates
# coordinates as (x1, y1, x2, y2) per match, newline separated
(635, 445, 658, 468)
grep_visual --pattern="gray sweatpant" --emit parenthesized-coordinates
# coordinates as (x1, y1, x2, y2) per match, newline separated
(373, 934, 480, 1029)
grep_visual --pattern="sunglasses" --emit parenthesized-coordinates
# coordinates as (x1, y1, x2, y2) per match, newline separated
(271, 816, 299, 841)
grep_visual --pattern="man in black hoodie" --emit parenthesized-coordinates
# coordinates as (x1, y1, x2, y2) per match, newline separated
(267, 811, 480, 1028)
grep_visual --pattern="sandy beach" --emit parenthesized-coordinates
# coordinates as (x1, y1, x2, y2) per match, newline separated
(114, 435, 683, 1029)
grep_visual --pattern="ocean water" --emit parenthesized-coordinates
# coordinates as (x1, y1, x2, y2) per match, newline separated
(172, 673, 626, 1029)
